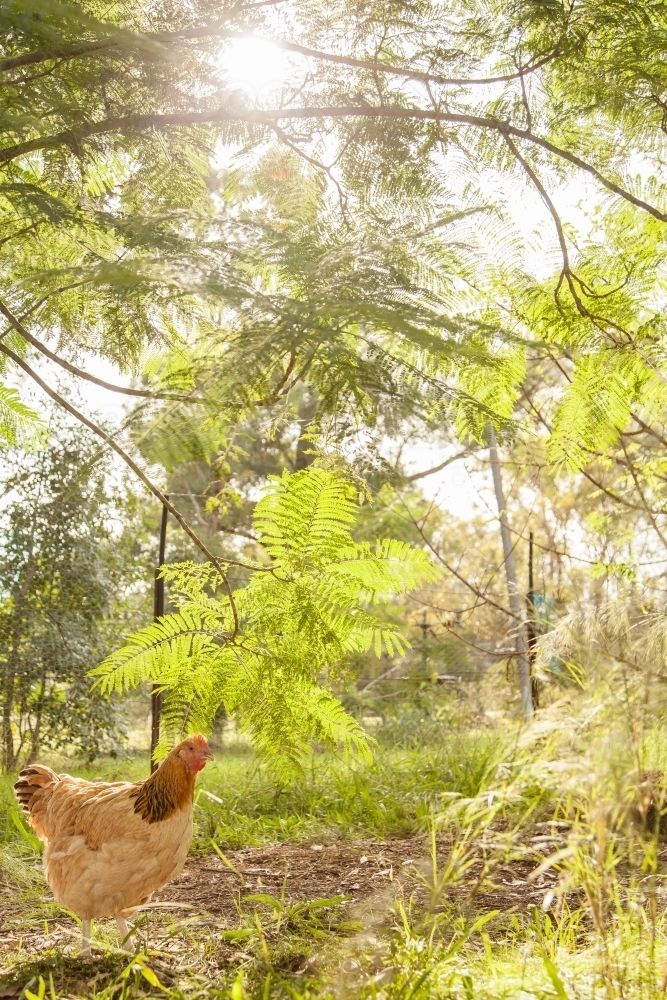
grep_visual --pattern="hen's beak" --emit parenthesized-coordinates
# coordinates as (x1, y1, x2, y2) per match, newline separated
(201, 747, 214, 762)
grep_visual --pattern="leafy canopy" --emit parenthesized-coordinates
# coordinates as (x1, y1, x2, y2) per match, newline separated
(5, 0, 667, 498)
(91, 468, 439, 774)
(6, 0, 667, 749)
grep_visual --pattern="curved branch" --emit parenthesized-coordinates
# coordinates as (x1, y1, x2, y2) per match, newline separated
(0, 280, 94, 342)
(256, 350, 297, 405)
(0, 23, 557, 86)
(0, 222, 41, 249)
(405, 448, 470, 482)
(0, 299, 196, 401)
(620, 438, 667, 552)
(1, 106, 662, 224)
(0, 1, 286, 73)
(265, 121, 348, 214)
(0, 41, 116, 74)
(218, 30, 560, 88)
(501, 132, 581, 311)
(406, 510, 517, 621)
(502, 133, 639, 349)
(0, 342, 240, 636)
(437, 621, 518, 659)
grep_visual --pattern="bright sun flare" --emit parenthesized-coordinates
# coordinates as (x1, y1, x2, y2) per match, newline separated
(222, 37, 289, 97)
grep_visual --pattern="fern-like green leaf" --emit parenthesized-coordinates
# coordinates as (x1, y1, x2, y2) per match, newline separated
(253, 469, 357, 569)
(91, 467, 437, 773)
(91, 607, 221, 694)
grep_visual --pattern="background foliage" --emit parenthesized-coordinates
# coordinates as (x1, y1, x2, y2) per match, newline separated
(0, 418, 146, 771)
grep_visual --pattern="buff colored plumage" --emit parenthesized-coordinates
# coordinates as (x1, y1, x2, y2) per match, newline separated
(14, 735, 213, 953)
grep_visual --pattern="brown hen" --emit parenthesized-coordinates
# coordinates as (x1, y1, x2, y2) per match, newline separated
(14, 735, 213, 953)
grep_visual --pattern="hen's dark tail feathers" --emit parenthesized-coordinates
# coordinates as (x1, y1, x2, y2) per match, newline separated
(14, 765, 58, 815)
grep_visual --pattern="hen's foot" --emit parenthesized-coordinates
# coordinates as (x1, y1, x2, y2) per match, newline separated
(81, 919, 91, 956)
(116, 916, 136, 953)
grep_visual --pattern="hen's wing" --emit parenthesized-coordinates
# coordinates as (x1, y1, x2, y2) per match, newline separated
(14, 766, 138, 847)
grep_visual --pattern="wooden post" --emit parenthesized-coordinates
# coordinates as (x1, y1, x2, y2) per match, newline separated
(418, 610, 431, 671)
(488, 427, 533, 721)
(526, 531, 539, 709)
(150, 499, 169, 773)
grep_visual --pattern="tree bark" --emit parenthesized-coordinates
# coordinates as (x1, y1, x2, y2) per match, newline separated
(526, 530, 539, 709)
(27, 664, 48, 764)
(151, 500, 169, 774)
(2, 559, 36, 771)
(488, 426, 533, 720)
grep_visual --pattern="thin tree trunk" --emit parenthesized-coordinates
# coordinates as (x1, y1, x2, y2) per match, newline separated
(1, 668, 16, 772)
(2, 560, 36, 771)
(27, 664, 48, 764)
(151, 499, 169, 774)
(526, 530, 539, 709)
(488, 426, 533, 720)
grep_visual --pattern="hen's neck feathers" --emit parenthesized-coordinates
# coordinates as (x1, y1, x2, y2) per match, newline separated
(132, 750, 197, 824)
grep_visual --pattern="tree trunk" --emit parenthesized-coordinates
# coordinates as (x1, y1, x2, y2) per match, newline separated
(1, 601, 24, 772)
(294, 394, 318, 470)
(526, 530, 539, 709)
(151, 499, 169, 773)
(27, 664, 48, 764)
(2, 560, 36, 771)
(1, 665, 16, 772)
(488, 426, 533, 721)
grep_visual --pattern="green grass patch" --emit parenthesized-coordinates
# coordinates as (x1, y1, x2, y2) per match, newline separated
(6, 700, 667, 999)
(1, 731, 505, 853)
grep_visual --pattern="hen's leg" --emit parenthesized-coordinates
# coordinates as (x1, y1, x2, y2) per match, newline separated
(81, 919, 91, 955)
(116, 916, 135, 952)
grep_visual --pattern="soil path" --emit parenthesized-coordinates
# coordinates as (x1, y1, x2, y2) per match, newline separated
(152, 836, 562, 919)
(152, 838, 424, 919)
(0, 832, 566, 975)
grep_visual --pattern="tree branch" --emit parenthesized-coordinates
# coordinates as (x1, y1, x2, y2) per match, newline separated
(0, 23, 556, 86)
(217, 30, 561, 88)
(1, 106, 664, 224)
(0, 2, 286, 73)
(619, 438, 667, 553)
(0, 280, 94, 342)
(404, 448, 470, 482)
(501, 132, 584, 314)
(0, 300, 195, 401)
(406, 509, 518, 621)
(0, 342, 240, 636)
(0, 222, 41, 249)
(0, 41, 117, 74)
(256, 350, 297, 405)
(265, 122, 348, 214)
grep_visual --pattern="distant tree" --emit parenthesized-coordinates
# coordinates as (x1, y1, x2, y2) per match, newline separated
(0, 423, 129, 771)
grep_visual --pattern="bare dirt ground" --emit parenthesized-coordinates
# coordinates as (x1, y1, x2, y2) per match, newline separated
(0, 832, 567, 954)
(154, 838, 427, 916)
(0, 831, 578, 996)
(0, 838, 428, 957)
(152, 835, 564, 917)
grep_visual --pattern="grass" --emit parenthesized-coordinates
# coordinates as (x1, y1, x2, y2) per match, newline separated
(195, 730, 502, 850)
(4, 684, 667, 998)
(1, 729, 503, 852)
